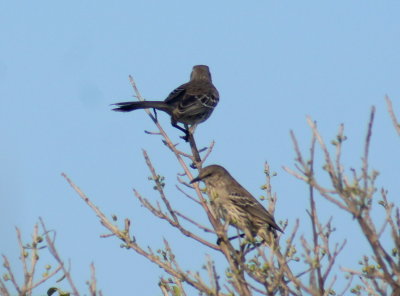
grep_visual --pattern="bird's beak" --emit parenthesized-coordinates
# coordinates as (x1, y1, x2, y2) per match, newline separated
(190, 175, 202, 184)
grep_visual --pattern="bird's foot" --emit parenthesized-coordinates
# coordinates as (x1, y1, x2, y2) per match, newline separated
(180, 133, 190, 142)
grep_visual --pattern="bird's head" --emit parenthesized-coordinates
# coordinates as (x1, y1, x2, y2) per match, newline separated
(191, 65, 212, 81)
(190, 165, 227, 184)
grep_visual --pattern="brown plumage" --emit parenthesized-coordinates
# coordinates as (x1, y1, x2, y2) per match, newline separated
(112, 65, 219, 141)
(191, 165, 282, 244)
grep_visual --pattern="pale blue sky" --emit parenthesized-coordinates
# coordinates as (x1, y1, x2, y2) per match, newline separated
(1, 1, 399, 295)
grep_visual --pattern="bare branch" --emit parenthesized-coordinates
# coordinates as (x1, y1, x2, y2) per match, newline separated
(142, 149, 179, 223)
(175, 184, 202, 205)
(39, 218, 80, 296)
(174, 210, 216, 234)
(1, 255, 21, 295)
(385, 95, 400, 136)
(62, 173, 231, 294)
(133, 188, 219, 250)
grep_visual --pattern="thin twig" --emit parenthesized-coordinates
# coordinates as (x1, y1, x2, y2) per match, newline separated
(133, 189, 219, 250)
(175, 185, 202, 205)
(361, 106, 375, 202)
(307, 123, 324, 295)
(385, 95, 400, 136)
(0, 277, 10, 296)
(201, 141, 216, 164)
(1, 255, 21, 294)
(142, 149, 179, 223)
(174, 210, 216, 234)
(62, 173, 230, 295)
(39, 218, 80, 296)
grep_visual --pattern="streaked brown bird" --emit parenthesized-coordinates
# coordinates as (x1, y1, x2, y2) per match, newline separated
(191, 165, 282, 244)
(112, 65, 219, 141)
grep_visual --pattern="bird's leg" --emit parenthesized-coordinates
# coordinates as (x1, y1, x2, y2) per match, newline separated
(216, 233, 245, 245)
(230, 233, 246, 241)
(171, 121, 190, 142)
(244, 241, 263, 253)
(217, 233, 262, 253)
(180, 130, 190, 142)
(152, 108, 158, 121)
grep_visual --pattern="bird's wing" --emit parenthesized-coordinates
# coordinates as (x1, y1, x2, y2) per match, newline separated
(183, 83, 219, 109)
(164, 83, 188, 105)
(165, 81, 219, 121)
(172, 84, 219, 119)
(228, 187, 282, 232)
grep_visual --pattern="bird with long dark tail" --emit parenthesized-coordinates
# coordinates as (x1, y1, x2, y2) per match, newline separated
(112, 65, 219, 141)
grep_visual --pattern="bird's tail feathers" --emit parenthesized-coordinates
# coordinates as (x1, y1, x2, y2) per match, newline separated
(112, 101, 172, 113)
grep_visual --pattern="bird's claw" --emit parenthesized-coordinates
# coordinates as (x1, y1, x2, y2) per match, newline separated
(180, 133, 190, 142)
